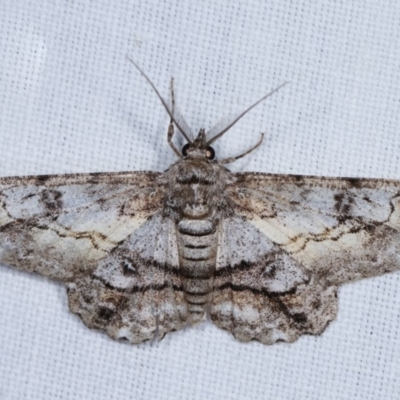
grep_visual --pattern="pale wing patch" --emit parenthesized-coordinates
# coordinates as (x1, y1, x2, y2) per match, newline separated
(215, 216, 308, 293)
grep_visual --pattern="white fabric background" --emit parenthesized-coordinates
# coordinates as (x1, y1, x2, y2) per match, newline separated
(1, 1, 400, 399)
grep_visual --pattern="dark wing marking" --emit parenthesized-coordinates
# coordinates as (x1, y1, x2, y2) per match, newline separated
(0, 171, 163, 280)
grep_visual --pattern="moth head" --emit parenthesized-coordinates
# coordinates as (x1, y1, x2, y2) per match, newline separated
(181, 129, 216, 160)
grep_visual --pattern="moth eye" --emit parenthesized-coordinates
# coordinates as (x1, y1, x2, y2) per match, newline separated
(182, 143, 191, 156)
(206, 146, 215, 160)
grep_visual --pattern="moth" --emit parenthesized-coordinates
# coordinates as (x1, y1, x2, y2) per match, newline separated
(1, 59, 400, 345)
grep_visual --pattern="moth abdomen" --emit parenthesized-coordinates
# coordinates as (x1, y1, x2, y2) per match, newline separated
(178, 219, 215, 236)
(180, 258, 215, 278)
(177, 218, 218, 321)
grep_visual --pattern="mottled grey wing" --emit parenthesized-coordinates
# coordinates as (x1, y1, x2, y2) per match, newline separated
(68, 213, 189, 343)
(0, 171, 188, 343)
(0, 171, 161, 280)
(211, 173, 400, 344)
(229, 173, 400, 283)
(211, 216, 337, 344)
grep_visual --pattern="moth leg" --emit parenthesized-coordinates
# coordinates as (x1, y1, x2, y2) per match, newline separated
(219, 133, 264, 164)
(167, 119, 181, 156)
(167, 77, 182, 157)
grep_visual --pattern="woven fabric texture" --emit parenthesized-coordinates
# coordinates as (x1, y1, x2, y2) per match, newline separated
(1, 1, 400, 399)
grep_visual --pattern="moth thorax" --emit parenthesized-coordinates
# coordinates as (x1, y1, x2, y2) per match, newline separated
(182, 203, 210, 218)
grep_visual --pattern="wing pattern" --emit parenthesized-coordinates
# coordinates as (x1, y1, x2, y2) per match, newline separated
(210, 173, 400, 343)
(0, 172, 188, 342)
(1, 170, 400, 344)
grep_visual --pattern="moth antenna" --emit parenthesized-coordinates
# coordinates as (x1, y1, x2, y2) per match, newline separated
(206, 81, 289, 146)
(167, 77, 182, 157)
(169, 78, 195, 142)
(127, 57, 193, 144)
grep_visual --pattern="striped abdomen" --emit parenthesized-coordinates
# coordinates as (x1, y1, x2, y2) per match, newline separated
(177, 217, 218, 323)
